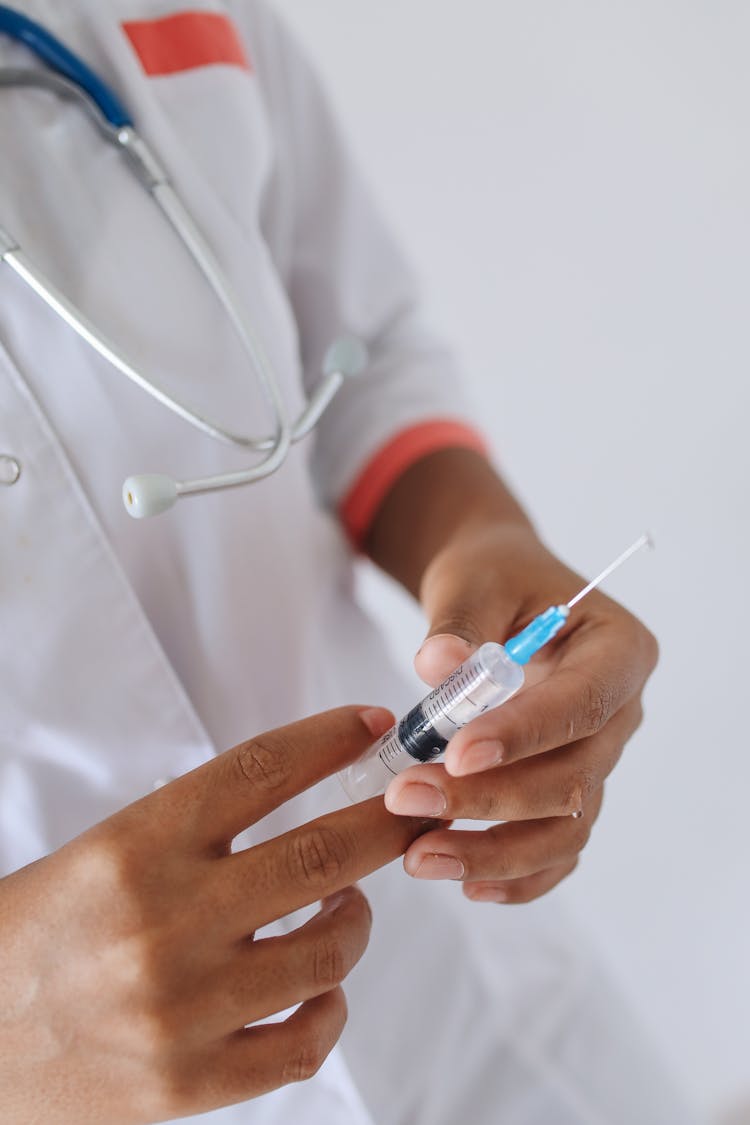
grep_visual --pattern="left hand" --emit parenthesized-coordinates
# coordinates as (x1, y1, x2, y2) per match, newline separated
(383, 521, 658, 904)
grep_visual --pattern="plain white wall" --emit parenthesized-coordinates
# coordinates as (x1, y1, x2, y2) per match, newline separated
(272, 3, 750, 1119)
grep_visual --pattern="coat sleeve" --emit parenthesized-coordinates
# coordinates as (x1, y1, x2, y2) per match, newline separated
(238, 1, 488, 546)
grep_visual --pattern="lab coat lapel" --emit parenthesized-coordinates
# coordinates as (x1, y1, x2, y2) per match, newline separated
(0, 340, 215, 868)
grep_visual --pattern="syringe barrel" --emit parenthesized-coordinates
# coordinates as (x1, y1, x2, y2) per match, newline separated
(339, 642, 524, 803)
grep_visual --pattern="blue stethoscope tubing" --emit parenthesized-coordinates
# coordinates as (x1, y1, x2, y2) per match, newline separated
(0, 6, 366, 517)
(0, 4, 132, 126)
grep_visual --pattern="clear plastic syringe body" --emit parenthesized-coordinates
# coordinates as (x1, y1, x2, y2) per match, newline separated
(339, 642, 525, 803)
(339, 533, 653, 803)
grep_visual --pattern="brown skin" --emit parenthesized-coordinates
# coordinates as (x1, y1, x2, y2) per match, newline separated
(365, 448, 658, 904)
(0, 450, 656, 1121)
(0, 706, 430, 1124)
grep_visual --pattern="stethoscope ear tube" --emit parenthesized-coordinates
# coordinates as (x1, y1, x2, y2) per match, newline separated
(122, 337, 368, 517)
(0, 5, 132, 127)
(1, 233, 367, 516)
(0, 68, 123, 141)
(0, 7, 369, 518)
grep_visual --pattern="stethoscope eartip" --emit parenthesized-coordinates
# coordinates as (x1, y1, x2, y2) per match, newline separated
(123, 474, 178, 518)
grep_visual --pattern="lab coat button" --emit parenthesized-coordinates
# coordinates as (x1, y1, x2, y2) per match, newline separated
(0, 455, 21, 485)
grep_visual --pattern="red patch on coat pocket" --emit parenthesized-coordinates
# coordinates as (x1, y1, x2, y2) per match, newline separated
(122, 11, 252, 76)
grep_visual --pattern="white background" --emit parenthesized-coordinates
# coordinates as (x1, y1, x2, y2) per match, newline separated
(273, 3, 749, 1121)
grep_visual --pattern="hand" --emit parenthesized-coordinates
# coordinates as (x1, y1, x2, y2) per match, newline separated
(383, 520, 658, 903)
(0, 706, 424, 1125)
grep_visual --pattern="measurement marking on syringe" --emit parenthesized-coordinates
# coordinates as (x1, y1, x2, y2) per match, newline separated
(341, 534, 652, 801)
(439, 678, 478, 707)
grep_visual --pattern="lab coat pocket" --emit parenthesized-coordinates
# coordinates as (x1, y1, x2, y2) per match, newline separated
(108, 3, 274, 231)
(0, 343, 214, 871)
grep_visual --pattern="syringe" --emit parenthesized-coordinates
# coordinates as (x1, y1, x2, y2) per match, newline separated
(339, 533, 652, 803)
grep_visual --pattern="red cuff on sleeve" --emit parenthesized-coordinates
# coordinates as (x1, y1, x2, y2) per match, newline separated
(122, 12, 252, 76)
(338, 419, 489, 550)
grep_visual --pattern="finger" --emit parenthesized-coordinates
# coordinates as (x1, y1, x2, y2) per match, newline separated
(445, 627, 652, 772)
(153, 706, 394, 852)
(185, 887, 372, 1038)
(414, 634, 478, 689)
(417, 523, 541, 659)
(386, 703, 638, 821)
(463, 858, 579, 904)
(177, 989, 348, 1115)
(216, 797, 430, 934)
(402, 788, 603, 883)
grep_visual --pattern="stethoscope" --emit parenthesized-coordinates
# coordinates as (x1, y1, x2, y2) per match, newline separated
(0, 6, 367, 517)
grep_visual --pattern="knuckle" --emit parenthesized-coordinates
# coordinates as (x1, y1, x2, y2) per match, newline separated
(135, 1001, 181, 1057)
(348, 884, 373, 929)
(123, 930, 174, 996)
(641, 625, 660, 672)
(71, 829, 131, 887)
(513, 862, 578, 904)
(67, 831, 149, 925)
(497, 879, 534, 905)
(312, 936, 347, 988)
(474, 786, 507, 821)
(432, 611, 483, 644)
(283, 1036, 329, 1083)
(482, 834, 516, 878)
(560, 857, 580, 886)
(517, 707, 548, 758)
(488, 853, 514, 880)
(111, 914, 186, 1002)
(561, 767, 597, 816)
(579, 675, 614, 736)
(235, 734, 291, 792)
(287, 826, 351, 890)
(148, 1064, 199, 1122)
(570, 817, 593, 852)
(630, 699, 645, 735)
(617, 610, 660, 676)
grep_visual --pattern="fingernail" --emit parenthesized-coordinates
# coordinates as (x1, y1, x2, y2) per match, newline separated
(415, 818, 435, 834)
(466, 884, 509, 903)
(387, 782, 447, 817)
(417, 633, 474, 657)
(411, 853, 465, 881)
(321, 889, 349, 913)
(456, 740, 504, 775)
(359, 707, 394, 739)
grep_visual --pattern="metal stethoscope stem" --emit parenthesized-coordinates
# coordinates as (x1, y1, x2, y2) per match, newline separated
(0, 10, 366, 517)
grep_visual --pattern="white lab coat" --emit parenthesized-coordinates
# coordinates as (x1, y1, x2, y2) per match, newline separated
(0, 3, 697, 1122)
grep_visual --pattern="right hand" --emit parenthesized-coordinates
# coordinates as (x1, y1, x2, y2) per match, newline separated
(0, 706, 421, 1125)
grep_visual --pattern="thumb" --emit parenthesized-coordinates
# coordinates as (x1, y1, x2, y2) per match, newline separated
(416, 554, 518, 687)
(415, 590, 491, 687)
(415, 633, 478, 688)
